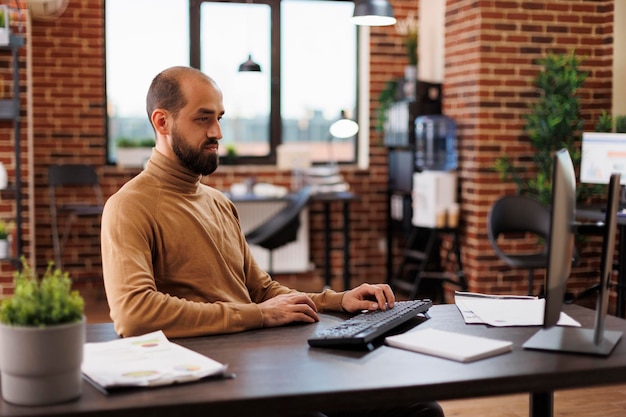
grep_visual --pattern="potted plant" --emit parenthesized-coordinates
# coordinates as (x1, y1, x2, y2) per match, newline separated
(115, 137, 155, 168)
(0, 218, 14, 259)
(495, 50, 602, 205)
(377, 79, 399, 134)
(396, 11, 419, 75)
(616, 115, 626, 133)
(0, 257, 85, 406)
(0, 5, 9, 46)
(395, 12, 419, 100)
(221, 144, 238, 165)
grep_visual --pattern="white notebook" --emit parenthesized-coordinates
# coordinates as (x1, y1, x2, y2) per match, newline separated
(385, 328, 513, 363)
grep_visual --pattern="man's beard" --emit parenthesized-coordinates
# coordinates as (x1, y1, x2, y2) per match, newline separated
(171, 125, 219, 176)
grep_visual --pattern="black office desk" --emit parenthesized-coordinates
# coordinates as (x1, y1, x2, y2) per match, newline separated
(230, 191, 359, 291)
(310, 191, 359, 290)
(576, 205, 626, 317)
(4, 304, 626, 417)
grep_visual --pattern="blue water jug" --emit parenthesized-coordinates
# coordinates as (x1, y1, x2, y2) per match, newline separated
(414, 115, 457, 171)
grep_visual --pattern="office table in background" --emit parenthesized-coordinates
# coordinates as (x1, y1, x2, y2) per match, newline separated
(3, 304, 626, 417)
(576, 205, 626, 317)
(230, 191, 359, 291)
(309, 191, 359, 290)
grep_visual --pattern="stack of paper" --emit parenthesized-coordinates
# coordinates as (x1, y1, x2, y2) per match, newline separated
(454, 291, 580, 327)
(82, 331, 229, 393)
(386, 328, 513, 362)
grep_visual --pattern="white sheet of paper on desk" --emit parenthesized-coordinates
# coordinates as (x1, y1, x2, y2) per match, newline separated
(82, 330, 228, 390)
(454, 292, 581, 327)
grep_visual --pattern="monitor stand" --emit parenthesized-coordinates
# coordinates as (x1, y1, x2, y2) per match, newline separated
(522, 327, 622, 356)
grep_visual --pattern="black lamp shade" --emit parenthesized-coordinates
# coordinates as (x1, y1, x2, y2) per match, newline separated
(238, 54, 262, 72)
(351, 0, 396, 26)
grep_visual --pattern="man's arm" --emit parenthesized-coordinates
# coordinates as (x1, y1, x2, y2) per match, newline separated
(101, 193, 266, 338)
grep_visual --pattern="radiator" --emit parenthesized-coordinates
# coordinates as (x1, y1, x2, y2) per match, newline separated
(234, 200, 310, 273)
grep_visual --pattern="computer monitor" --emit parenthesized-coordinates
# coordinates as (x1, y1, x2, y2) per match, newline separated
(523, 149, 623, 356)
(580, 131, 626, 205)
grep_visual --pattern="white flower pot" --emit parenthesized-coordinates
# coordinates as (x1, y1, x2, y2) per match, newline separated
(0, 239, 9, 259)
(0, 317, 86, 406)
(0, 162, 8, 189)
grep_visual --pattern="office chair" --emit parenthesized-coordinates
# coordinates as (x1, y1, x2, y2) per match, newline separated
(48, 164, 104, 269)
(487, 194, 552, 296)
(245, 186, 312, 274)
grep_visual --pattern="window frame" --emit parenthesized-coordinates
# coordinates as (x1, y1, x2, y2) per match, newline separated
(189, 0, 360, 166)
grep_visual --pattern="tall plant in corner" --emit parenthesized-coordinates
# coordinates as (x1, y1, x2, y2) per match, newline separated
(495, 51, 589, 205)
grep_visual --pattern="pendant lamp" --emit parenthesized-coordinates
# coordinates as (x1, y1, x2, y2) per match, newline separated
(327, 110, 359, 165)
(238, 54, 262, 72)
(351, 0, 396, 26)
(329, 111, 359, 139)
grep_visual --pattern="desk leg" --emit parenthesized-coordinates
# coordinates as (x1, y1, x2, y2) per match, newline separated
(617, 225, 626, 318)
(530, 391, 553, 417)
(324, 202, 332, 290)
(343, 201, 350, 291)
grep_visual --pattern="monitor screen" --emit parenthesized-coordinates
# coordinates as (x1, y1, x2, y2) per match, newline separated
(543, 149, 577, 328)
(580, 132, 626, 185)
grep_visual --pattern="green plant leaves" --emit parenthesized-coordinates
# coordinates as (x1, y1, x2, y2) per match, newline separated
(0, 257, 84, 327)
(494, 50, 601, 205)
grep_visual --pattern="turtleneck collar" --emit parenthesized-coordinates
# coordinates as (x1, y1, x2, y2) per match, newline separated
(144, 148, 203, 193)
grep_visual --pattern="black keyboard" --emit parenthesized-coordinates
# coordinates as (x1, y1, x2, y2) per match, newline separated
(307, 299, 432, 349)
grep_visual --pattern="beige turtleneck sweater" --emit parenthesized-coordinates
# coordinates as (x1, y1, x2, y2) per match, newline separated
(101, 149, 344, 338)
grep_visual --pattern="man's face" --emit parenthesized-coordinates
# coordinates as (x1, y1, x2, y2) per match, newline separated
(171, 122, 219, 176)
(169, 78, 225, 176)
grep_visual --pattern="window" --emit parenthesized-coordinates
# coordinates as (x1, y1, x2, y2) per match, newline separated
(105, 0, 190, 161)
(106, 0, 358, 166)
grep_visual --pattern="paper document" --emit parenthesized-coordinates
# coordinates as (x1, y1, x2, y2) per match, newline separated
(386, 328, 513, 363)
(82, 330, 229, 392)
(454, 291, 581, 327)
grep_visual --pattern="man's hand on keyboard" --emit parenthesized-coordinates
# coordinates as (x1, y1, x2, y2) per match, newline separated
(341, 283, 396, 313)
(259, 293, 320, 327)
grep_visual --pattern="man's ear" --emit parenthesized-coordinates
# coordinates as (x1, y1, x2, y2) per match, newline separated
(151, 109, 170, 136)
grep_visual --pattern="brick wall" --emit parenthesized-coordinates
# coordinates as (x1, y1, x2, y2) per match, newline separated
(444, 0, 614, 299)
(0, 0, 617, 309)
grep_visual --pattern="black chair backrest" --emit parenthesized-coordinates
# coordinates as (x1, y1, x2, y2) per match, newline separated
(245, 186, 313, 251)
(487, 194, 551, 243)
(49, 164, 100, 187)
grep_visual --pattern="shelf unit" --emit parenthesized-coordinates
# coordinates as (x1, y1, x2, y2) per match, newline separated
(0, 34, 24, 264)
(384, 80, 466, 301)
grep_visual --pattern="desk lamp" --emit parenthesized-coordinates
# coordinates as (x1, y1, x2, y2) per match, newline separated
(328, 110, 359, 165)
(306, 112, 358, 194)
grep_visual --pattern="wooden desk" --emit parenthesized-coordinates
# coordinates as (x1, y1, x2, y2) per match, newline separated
(3, 304, 626, 417)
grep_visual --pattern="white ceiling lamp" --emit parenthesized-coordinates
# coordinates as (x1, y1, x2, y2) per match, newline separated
(330, 111, 359, 139)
